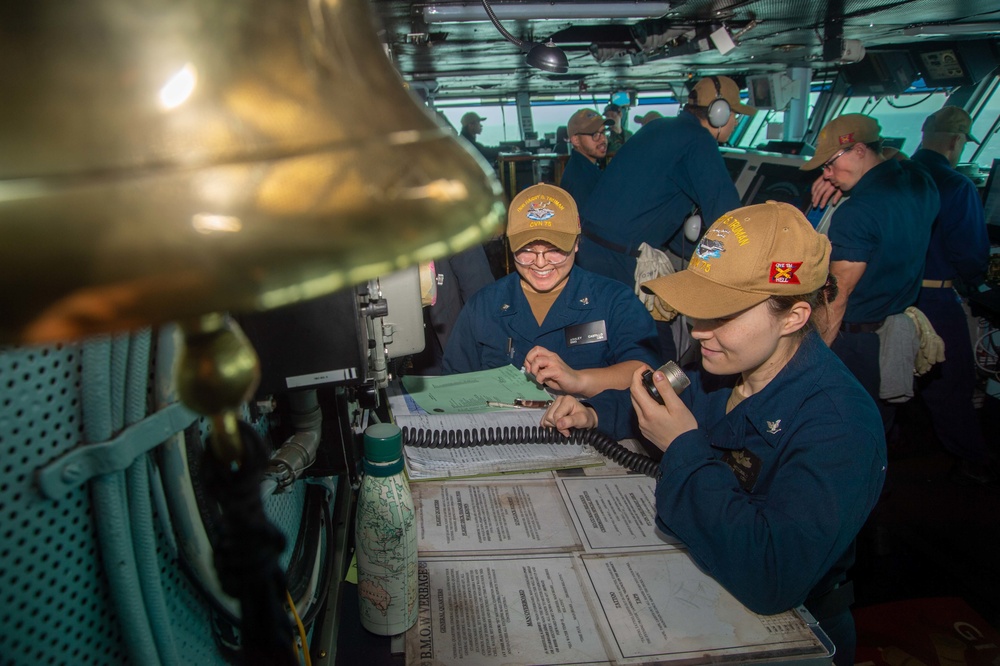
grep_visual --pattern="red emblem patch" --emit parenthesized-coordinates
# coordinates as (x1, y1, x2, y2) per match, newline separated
(838, 132, 855, 145)
(770, 262, 802, 284)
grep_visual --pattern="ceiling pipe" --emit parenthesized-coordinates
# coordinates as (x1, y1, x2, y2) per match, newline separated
(902, 22, 1000, 37)
(423, 2, 671, 22)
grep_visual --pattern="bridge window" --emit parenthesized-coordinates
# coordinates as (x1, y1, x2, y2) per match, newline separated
(839, 88, 951, 159)
(970, 83, 1000, 168)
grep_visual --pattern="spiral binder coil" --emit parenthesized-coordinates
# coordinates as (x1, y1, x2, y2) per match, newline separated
(400, 425, 662, 479)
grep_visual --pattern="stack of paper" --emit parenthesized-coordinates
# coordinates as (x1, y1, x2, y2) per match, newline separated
(389, 367, 608, 481)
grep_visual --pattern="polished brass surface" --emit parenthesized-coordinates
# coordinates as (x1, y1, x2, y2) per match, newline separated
(210, 412, 246, 469)
(176, 315, 260, 465)
(0, 0, 504, 344)
(176, 316, 260, 416)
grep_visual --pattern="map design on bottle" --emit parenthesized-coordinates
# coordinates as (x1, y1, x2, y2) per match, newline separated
(356, 474, 418, 635)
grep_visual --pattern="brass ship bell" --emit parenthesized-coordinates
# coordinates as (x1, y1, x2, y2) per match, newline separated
(0, 0, 504, 344)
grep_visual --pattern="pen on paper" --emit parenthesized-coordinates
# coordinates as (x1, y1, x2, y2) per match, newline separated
(486, 399, 553, 409)
(515, 398, 552, 408)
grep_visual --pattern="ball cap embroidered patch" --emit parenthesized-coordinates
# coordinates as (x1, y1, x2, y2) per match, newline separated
(506, 183, 581, 252)
(641, 201, 831, 319)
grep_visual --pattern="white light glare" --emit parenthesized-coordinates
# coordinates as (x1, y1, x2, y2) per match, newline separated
(192, 214, 243, 234)
(159, 64, 198, 110)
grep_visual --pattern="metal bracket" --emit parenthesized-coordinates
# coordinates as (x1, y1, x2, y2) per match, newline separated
(36, 401, 199, 499)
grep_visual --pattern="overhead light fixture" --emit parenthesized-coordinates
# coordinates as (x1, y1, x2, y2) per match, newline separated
(902, 22, 1000, 37)
(478, 0, 569, 73)
(524, 41, 570, 73)
(423, 2, 671, 23)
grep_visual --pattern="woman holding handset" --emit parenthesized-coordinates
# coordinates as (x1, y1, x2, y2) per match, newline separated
(545, 201, 885, 666)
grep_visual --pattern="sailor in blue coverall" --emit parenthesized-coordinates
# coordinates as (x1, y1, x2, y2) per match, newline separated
(548, 202, 886, 665)
(578, 110, 741, 286)
(577, 76, 755, 360)
(911, 106, 993, 481)
(560, 147, 603, 209)
(409, 244, 496, 375)
(648, 331, 884, 665)
(443, 183, 659, 440)
(559, 108, 613, 209)
(801, 115, 938, 421)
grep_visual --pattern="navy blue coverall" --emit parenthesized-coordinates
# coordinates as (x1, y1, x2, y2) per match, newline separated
(911, 148, 991, 465)
(442, 267, 659, 439)
(655, 331, 886, 665)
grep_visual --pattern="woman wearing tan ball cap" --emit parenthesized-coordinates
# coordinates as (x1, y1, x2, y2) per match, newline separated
(551, 201, 885, 666)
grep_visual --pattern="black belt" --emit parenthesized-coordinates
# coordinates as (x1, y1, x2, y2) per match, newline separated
(804, 581, 854, 623)
(840, 319, 885, 334)
(582, 229, 641, 258)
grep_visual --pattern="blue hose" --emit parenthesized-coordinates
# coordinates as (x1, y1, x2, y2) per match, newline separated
(84, 336, 162, 666)
(125, 329, 180, 666)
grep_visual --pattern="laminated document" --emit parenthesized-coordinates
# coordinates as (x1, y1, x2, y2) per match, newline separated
(412, 479, 582, 555)
(578, 550, 824, 663)
(409, 554, 609, 666)
(396, 365, 553, 414)
(407, 551, 825, 665)
(557, 475, 682, 551)
(406, 475, 832, 665)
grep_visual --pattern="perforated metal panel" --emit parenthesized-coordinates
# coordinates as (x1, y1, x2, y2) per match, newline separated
(0, 340, 318, 666)
(0, 344, 130, 664)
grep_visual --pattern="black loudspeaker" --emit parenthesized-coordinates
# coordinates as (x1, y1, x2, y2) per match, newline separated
(705, 76, 731, 128)
(237, 289, 368, 397)
(843, 50, 919, 96)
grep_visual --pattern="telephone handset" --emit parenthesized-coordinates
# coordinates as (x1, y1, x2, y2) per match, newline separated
(640, 361, 690, 404)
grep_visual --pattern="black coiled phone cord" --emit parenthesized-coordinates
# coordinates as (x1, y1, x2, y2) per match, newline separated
(400, 425, 662, 480)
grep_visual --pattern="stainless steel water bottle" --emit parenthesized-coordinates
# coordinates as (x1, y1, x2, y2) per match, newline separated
(355, 423, 418, 635)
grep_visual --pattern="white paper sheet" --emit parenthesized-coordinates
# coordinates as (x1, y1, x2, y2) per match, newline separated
(407, 555, 610, 666)
(557, 475, 682, 551)
(578, 550, 825, 663)
(412, 479, 582, 554)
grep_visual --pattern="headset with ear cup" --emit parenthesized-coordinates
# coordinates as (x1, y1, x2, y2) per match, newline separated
(704, 76, 732, 129)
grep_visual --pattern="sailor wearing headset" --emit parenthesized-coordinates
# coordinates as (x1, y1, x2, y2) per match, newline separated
(576, 75, 757, 361)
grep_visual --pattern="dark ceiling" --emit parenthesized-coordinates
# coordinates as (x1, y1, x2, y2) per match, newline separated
(367, 0, 1000, 99)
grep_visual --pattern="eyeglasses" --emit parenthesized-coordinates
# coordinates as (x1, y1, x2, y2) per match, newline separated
(513, 248, 571, 266)
(574, 130, 607, 141)
(821, 147, 850, 171)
